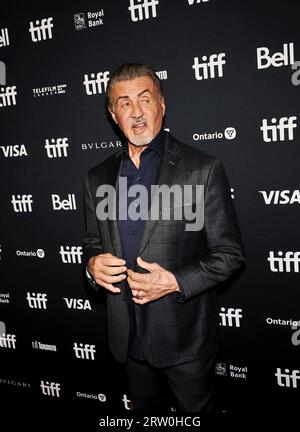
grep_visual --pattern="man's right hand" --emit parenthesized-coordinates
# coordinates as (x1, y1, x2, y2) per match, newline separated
(87, 253, 127, 293)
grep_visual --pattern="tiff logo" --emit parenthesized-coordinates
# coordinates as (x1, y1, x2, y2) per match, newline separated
(0, 61, 6, 85)
(11, 195, 33, 212)
(122, 394, 132, 410)
(0, 28, 10, 47)
(26, 292, 48, 309)
(129, 0, 159, 22)
(45, 137, 69, 158)
(0, 333, 17, 349)
(73, 342, 96, 360)
(257, 42, 294, 70)
(40, 380, 61, 397)
(188, 0, 209, 4)
(260, 116, 297, 142)
(52, 194, 76, 211)
(60, 246, 82, 264)
(268, 251, 300, 273)
(193, 53, 226, 80)
(275, 368, 300, 388)
(0, 86, 17, 107)
(29, 17, 54, 42)
(83, 72, 110, 95)
(219, 307, 243, 327)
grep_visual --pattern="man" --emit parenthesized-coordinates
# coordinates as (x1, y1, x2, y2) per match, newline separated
(83, 63, 245, 413)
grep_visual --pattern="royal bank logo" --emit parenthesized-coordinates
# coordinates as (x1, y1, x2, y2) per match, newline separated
(0, 144, 28, 157)
(40, 380, 61, 397)
(26, 292, 48, 309)
(0, 333, 17, 349)
(259, 190, 300, 205)
(257, 42, 295, 70)
(11, 195, 33, 212)
(275, 368, 300, 388)
(74, 10, 104, 30)
(268, 251, 300, 273)
(0, 86, 17, 107)
(63, 298, 92, 310)
(129, 0, 159, 22)
(52, 194, 76, 211)
(193, 53, 226, 80)
(219, 307, 243, 327)
(73, 342, 96, 360)
(74, 13, 86, 30)
(60, 246, 82, 264)
(81, 140, 122, 151)
(33, 84, 67, 98)
(215, 362, 248, 379)
(0, 293, 10, 304)
(29, 17, 54, 42)
(0, 28, 10, 47)
(215, 363, 227, 376)
(45, 137, 69, 158)
(260, 116, 297, 142)
(83, 71, 110, 95)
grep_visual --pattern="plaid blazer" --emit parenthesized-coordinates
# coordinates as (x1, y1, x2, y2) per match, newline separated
(83, 133, 245, 367)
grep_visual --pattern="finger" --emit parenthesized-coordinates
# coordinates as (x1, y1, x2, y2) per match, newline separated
(94, 279, 121, 293)
(127, 269, 150, 283)
(127, 277, 146, 291)
(100, 265, 127, 276)
(97, 273, 127, 284)
(102, 256, 126, 267)
(136, 256, 157, 271)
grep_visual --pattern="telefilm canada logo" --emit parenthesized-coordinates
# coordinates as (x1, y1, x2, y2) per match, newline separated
(74, 10, 104, 30)
(32, 84, 67, 98)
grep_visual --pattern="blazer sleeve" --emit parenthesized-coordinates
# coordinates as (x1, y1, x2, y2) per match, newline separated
(174, 158, 246, 302)
(82, 174, 104, 287)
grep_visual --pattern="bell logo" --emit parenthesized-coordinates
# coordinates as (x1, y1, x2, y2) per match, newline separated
(128, 0, 159, 22)
(0, 28, 10, 47)
(219, 307, 243, 327)
(52, 194, 76, 210)
(275, 368, 300, 388)
(193, 53, 226, 80)
(257, 42, 295, 70)
(260, 116, 297, 142)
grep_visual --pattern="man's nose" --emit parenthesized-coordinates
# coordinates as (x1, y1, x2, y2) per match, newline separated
(131, 102, 143, 119)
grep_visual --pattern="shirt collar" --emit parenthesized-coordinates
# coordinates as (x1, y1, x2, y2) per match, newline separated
(123, 128, 165, 157)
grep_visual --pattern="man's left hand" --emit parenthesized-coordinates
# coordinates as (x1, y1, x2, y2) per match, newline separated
(127, 256, 180, 304)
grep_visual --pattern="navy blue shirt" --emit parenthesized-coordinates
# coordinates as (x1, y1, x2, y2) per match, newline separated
(117, 129, 165, 360)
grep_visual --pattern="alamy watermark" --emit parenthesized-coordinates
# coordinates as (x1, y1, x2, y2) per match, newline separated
(291, 61, 300, 86)
(95, 177, 204, 231)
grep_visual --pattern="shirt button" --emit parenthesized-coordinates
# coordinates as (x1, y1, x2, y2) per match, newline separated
(132, 230, 137, 235)
(136, 176, 140, 181)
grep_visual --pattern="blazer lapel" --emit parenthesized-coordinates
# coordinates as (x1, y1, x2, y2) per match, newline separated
(138, 134, 183, 257)
(106, 151, 124, 258)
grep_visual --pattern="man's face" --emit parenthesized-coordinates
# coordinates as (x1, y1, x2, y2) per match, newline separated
(108, 76, 165, 146)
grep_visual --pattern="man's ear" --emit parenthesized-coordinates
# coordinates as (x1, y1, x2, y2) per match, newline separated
(161, 98, 166, 117)
(109, 107, 118, 124)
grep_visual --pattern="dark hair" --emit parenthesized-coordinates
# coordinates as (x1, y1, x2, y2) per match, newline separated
(106, 63, 164, 109)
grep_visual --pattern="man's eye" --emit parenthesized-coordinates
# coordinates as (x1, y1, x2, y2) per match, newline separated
(141, 99, 150, 104)
(121, 102, 130, 109)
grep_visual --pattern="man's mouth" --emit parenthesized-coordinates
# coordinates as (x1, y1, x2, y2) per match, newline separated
(132, 122, 146, 133)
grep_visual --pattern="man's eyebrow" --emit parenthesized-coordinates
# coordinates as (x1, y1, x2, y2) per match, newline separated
(116, 89, 152, 105)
